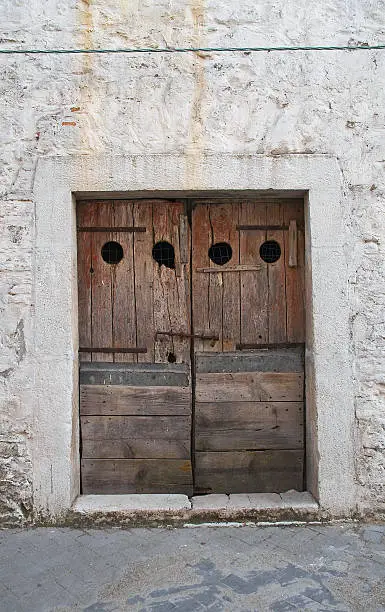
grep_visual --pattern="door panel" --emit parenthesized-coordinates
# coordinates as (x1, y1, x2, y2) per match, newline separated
(192, 200, 305, 494)
(78, 197, 305, 496)
(78, 199, 191, 364)
(194, 349, 305, 494)
(77, 200, 193, 495)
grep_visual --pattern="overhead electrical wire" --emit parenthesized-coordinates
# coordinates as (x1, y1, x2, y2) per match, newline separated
(0, 44, 384, 55)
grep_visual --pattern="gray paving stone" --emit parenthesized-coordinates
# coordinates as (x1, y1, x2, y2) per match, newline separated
(0, 523, 384, 611)
(20, 582, 76, 612)
(0, 586, 25, 612)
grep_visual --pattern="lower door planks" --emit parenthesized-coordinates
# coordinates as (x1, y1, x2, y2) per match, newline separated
(195, 450, 304, 494)
(81, 459, 193, 495)
(193, 348, 305, 494)
(79, 363, 193, 495)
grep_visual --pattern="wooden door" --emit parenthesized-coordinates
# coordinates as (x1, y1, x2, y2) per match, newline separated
(192, 200, 305, 493)
(77, 200, 193, 494)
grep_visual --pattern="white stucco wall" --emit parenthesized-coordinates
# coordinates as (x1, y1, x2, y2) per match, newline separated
(0, 0, 384, 522)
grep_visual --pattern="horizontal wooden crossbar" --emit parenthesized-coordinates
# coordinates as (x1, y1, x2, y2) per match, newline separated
(236, 342, 305, 350)
(196, 265, 262, 273)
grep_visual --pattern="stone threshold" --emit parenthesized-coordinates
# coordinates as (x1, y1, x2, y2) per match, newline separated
(70, 490, 319, 526)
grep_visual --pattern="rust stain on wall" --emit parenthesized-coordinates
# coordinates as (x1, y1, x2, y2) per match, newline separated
(78, 0, 94, 76)
(185, 0, 206, 186)
(75, 0, 96, 152)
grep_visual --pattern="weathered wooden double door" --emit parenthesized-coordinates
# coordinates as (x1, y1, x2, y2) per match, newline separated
(78, 199, 305, 495)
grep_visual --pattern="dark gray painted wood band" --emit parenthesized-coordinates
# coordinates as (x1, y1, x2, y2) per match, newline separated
(195, 346, 304, 373)
(80, 362, 190, 386)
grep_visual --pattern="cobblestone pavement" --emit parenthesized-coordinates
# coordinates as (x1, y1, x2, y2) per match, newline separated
(0, 523, 385, 611)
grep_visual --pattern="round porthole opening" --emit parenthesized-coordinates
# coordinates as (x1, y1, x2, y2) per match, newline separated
(101, 241, 124, 264)
(152, 241, 175, 269)
(259, 240, 281, 263)
(208, 242, 233, 266)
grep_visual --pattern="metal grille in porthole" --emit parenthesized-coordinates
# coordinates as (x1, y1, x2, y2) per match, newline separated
(101, 241, 124, 264)
(208, 242, 233, 266)
(152, 241, 175, 269)
(259, 240, 281, 263)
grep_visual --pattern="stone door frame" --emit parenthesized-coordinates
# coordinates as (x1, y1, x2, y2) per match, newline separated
(32, 154, 356, 518)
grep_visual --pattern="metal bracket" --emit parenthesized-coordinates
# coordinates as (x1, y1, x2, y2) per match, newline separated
(196, 265, 262, 273)
(156, 331, 219, 341)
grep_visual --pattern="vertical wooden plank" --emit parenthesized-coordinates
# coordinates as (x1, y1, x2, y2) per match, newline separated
(112, 201, 136, 363)
(267, 203, 287, 344)
(153, 267, 174, 363)
(153, 202, 191, 364)
(210, 202, 240, 352)
(133, 201, 154, 362)
(223, 201, 240, 352)
(239, 202, 268, 345)
(173, 207, 191, 364)
(77, 202, 95, 362)
(288, 220, 298, 267)
(153, 203, 174, 363)
(170, 202, 190, 364)
(91, 202, 113, 362)
(179, 213, 189, 264)
(284, 201, 305, 342)
(192, 204, 211, 353)
(206, 204, 224, 352)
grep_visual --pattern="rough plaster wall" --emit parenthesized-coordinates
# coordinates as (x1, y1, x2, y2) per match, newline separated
(0, 0, 384, 521)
